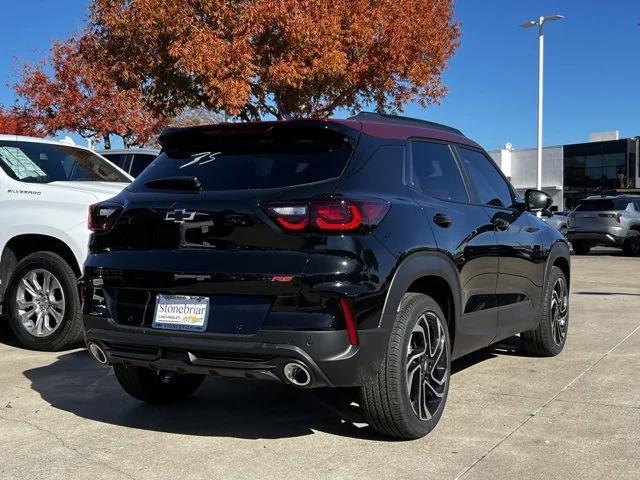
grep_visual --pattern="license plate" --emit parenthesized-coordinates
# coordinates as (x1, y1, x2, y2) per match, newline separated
(152, 294, 210, 332)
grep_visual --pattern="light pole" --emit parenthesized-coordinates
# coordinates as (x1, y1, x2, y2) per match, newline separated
(521, 14, 564, 192)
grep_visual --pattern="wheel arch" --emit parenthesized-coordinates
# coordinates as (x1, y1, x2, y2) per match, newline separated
(379, 251, 461, 353)
(0, 234, 81, 304)
(546, 240, 571, 288)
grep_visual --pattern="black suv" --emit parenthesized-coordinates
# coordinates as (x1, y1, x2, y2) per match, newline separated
(82, 113, 570, 439)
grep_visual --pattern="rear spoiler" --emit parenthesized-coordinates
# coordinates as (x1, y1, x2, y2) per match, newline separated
(158, 119, 361, 151)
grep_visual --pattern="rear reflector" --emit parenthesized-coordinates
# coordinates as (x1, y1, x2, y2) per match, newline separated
(265, 199, 389, 233)
(78, 281, 87, 305)
(339, 297, 359, 346)
(271, 275, 294, 282)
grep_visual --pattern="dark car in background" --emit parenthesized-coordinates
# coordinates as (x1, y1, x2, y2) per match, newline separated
(98, 148, 160, 178)
(82, 113, 570, 439)
(567, 195, 640, 255)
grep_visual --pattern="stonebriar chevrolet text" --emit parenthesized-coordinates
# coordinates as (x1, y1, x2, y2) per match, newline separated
(82, 114, 571, 439)
(0, 135, 130, 350)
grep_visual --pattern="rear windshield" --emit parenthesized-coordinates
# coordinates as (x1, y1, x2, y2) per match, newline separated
(131, 125, 354, 192)
(576, 199, 631, 211)
(0, 141, 129, 184)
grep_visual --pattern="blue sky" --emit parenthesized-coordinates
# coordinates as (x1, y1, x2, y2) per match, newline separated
(1, 0, 638, 150)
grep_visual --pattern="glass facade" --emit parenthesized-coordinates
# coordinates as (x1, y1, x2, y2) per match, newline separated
(563, 139, 639, 209)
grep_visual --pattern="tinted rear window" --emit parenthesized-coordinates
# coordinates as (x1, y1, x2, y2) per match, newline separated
(132, 126, 354, 192)
(576, 199, 630, 211)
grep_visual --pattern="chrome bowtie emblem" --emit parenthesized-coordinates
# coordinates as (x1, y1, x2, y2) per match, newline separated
(165, 209, 197, 223)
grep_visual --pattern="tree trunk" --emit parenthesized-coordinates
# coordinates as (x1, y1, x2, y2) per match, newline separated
(102, 135, 111, 150)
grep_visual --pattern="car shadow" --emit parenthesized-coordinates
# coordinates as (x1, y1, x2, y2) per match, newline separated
(0, 317, 22, 349)
(570, 247, 624, 257)
(575, 291, 640, 297)
(21, 339, 525, 441)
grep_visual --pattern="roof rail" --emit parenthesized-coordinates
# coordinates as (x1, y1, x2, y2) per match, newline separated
(349, 112, 464, 136)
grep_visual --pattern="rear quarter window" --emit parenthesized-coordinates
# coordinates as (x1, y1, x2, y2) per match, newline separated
(411, 141, 468, 202)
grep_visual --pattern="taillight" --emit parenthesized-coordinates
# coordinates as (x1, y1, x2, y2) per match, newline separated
(598, 213, 622, 223)
(265, 200, 389, 233)
(313, 202, 362, 231)
(268, 205, 308, 231)
(88, 202, 123, 232)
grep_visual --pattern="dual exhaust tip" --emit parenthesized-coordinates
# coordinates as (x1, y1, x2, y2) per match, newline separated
(88, 342, 109, 365)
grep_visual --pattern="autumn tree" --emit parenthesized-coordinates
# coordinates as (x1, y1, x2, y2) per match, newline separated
(0, 105, 45, 136)
(15, 40, 169, 148)
(83, 0, 460, 120)
(169, 108, 226, 128)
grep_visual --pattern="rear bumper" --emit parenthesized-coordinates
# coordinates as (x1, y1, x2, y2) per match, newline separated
(84, 315, 389, 388)
(567, 230, 626, 247)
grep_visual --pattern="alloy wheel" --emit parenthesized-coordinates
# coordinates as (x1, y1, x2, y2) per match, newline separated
(15, 269, 66, 338)
(550, 276, 569, 345)
(405, 311, 449, 421)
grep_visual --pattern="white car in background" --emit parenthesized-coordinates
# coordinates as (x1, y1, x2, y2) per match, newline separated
(0, 135, 131, 351)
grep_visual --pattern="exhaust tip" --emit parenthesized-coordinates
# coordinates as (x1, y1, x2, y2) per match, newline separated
(283, 362, 312, 387)
(88, 342, 109, 365)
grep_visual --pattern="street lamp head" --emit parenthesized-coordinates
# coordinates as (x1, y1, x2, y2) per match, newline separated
(520, 14, 564, 28)
(545, 14, 565, 23)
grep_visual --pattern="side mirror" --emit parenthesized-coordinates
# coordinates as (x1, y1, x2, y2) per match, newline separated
(524, 189, 552, 212)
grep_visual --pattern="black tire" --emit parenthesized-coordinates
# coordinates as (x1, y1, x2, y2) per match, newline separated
(5, 251, 82, 351)
(521, 266, 569, 357)
(359, 293, 451, 439)
(572, 243, 590, 255)
(623, 233, 640, 257)
(113, 364, 205, 404)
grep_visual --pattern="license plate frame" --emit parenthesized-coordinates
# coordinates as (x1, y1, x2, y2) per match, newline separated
(152, 294, 210, 332)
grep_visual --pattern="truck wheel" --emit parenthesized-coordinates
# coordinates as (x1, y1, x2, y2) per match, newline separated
(521, 266, 569, 356)
(360, 293, 451, 439)
(572, 243, 590, 255)
(113, 364, 205, 404)
(623, 233, 640, 257)
(5, 252, 83, 351)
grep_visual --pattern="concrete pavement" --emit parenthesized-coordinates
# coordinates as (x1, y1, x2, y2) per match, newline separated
(0, 249, 638, 479)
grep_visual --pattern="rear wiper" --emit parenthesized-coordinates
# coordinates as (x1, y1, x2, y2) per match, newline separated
(144, 176, 202, 192)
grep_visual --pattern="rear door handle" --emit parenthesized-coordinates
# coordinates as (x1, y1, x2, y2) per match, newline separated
(493, 218, 510, 231)
(433, 213, 452, 228)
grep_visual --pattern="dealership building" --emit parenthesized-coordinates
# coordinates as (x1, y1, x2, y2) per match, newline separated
(488, 131, 640, 210)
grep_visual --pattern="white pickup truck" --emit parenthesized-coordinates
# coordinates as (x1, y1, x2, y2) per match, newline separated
(0, 135, 131, 350)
